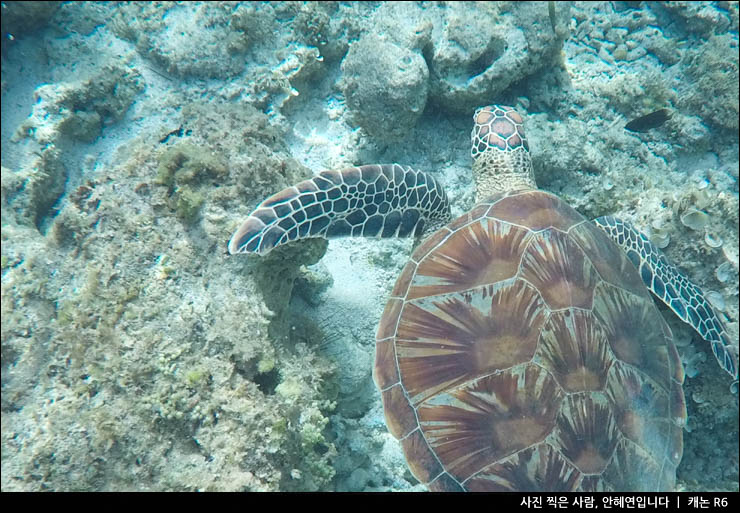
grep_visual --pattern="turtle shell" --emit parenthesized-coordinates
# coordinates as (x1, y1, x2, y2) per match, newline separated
(373, 189, 687, 492)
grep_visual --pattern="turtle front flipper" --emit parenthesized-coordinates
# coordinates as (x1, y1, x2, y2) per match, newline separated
(228, 164, 451, 255)
(594, 215, 738, 380)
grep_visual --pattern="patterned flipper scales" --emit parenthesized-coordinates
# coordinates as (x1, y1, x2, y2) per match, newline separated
(228, 164, 451, 255)
(595, 216, 738, 380)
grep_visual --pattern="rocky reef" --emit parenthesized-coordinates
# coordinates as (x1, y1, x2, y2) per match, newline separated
(1, 1, 737, 491)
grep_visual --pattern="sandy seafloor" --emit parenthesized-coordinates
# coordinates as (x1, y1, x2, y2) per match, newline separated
(1, 1, 738, 492)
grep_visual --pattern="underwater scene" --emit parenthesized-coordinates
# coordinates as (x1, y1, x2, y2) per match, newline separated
(1, 1, 738, 492)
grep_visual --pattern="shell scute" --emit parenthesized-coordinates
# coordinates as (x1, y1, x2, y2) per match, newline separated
(466, 443, 580, 492)
(519, 228, 599, 310)
(381, 384, 417, 439)
(395, 280, 548, 405)
(487, 190, 583, 231)
(418, 364, 564, 482)
(407, 218, 532, 300)
(536, 309, 612, 393)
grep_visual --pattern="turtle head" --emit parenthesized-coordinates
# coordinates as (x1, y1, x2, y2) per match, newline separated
(471, 105, 529, 157)
(470, 105, 536, 201)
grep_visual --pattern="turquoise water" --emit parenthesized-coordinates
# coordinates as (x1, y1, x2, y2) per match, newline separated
(1, 1, 737, 491)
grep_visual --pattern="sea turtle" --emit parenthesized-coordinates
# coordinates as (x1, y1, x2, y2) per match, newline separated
(228, 105, 738, 491)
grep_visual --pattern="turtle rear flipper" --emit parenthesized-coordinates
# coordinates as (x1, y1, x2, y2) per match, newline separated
(595, 216, 738, 380)
(228, 164, 451, 255)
